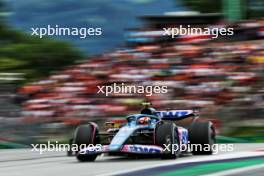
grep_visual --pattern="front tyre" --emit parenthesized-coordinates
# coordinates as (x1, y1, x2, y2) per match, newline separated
(155, 122, 180, 159)
(189, 121, 215, 155)
(74, 124, 99, 162)
(77, 153, 97, 162)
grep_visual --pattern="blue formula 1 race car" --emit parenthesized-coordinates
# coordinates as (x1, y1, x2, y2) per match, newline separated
(68, 103, 215, 162)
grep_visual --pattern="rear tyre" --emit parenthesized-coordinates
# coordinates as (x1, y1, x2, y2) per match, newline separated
(74, 124, 99, 162)
(155, 122, 180, 159)
(189, 121, 215, 155)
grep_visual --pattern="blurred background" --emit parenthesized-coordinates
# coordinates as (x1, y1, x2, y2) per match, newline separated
(0, 0, 264, 148)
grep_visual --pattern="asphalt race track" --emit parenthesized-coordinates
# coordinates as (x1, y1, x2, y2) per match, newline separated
(0, 144, 263, 176)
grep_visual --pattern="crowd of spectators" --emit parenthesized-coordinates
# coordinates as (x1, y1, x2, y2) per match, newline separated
(18, 19, 264, 125)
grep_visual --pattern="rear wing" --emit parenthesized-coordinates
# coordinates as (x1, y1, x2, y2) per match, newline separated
(154, 110, 196, 120)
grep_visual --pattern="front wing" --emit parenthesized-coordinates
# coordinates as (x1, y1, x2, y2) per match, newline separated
(78, 144, 164, 155)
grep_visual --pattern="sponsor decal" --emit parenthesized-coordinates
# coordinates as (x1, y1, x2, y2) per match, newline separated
(122, 145, 162, 153)
(178, 127, 188, 144)
(155, 110, 193, 118)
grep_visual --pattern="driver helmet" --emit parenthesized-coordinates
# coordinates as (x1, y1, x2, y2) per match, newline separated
(138, 116, 151, 125)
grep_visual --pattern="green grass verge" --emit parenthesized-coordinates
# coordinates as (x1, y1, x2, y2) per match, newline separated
(158, 157, 264, 176)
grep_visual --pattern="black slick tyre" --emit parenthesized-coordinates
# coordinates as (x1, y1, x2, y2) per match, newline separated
(155, 122, 180, 159)
(189, 121, 215, 155)
(75, 124, 99, 162)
